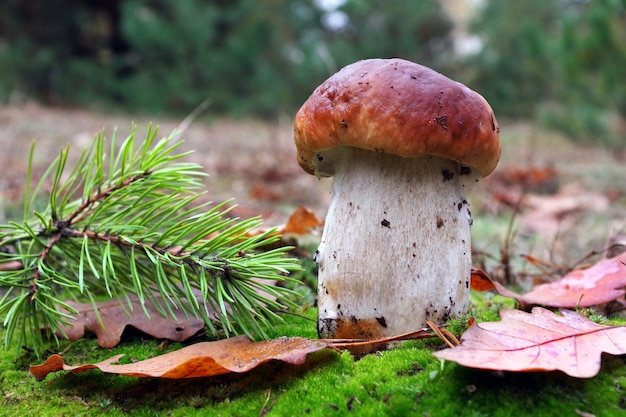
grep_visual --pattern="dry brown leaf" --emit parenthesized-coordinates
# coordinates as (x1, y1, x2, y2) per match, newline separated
(31, 328, 438, 381)
(522, 200, 607, 235)
(30, 335, 330, 381)
(247, 205, 323, 237)
(0, 260, 22, 271)
(483, 165, 558, 210)
(487, 165, 558, 195)
(470, 269, 506, 292)
(58, 296, 205, 348)
(434, 307, 626, 378)
(281, 206, 324, 235)
(472, 253, 626, 308)
(470, 269, 521, 300)
(56, 279, 279, 348)
(520, 184, 609, 236)
(513, 252, 626, 308)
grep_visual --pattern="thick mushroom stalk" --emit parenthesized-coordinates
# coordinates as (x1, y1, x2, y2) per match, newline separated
(314, 147, 478, 339)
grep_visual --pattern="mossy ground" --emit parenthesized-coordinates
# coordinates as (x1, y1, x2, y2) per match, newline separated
(2, 298, 626, 417)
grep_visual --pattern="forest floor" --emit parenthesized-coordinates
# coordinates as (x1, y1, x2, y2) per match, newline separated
(1, 104, 626, 416)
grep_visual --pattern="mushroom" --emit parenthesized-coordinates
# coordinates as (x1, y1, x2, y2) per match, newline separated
(293, 58, 501, 342)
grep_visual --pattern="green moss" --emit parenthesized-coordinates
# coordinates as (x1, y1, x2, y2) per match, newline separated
(1, 303, 626, 417)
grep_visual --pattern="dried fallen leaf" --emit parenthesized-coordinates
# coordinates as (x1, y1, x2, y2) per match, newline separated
(0, 260, 22, 271)
(434, 307, 626, 378)
(487, 165, 558, 197)
(31, 328, 438, 381)
(30, 335, 330, 381)
(58, 296, 205, 348)
(470, 269, 521, 299)
(483, 165, 558, 213)
(513, 252, 626, 308)
(470, 269, 506, 293)
(247, 205, 323, 237)
(56, 279, 279, 348)
(281, 206, 324, 235)
(473, 253, 626, 308)
(520, 184, 609, 235)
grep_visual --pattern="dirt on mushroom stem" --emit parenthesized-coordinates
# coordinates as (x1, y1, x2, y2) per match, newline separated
(313, 147, 480, 349)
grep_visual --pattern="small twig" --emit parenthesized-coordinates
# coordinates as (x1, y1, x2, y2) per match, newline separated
(426, 320, 460, 348)
(66, 172, 150, 226)
(177, 99, 211, 135)
(30, 232, 63, 302)
(520, 254, 563, 275)
(440, 327, 461, 347)
(59, 228, 196, 265)
(323, 327, 436, 349)
(500, 192, 525, 285)
(14, 172, 155, 278)
(259, 389, 275, 417)
(57, 343, 74, 356)
(572, 249, 606, 269)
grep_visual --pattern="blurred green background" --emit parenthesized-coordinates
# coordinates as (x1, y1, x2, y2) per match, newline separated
(0, 0, 624, 148)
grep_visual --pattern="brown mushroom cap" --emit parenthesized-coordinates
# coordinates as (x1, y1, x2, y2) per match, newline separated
(294, 58, 501, 177)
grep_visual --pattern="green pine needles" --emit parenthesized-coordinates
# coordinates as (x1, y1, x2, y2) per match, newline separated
(0, 125, 302, 356)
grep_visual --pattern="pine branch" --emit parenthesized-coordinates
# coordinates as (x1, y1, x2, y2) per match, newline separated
(0, 125, 302, 356)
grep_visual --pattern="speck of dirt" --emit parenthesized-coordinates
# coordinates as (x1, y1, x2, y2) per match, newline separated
(460, 166, 472, 176)
(435, 115, 448, 130)
(347, 396, 358, 411)
(396, 362, 424, 377)
(442, 169, 454, 181)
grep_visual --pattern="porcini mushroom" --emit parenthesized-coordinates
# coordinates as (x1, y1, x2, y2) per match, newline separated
(293, 58, 500, 341)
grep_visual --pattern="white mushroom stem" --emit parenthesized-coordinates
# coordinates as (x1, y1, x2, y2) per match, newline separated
(314, 147, 479, 340)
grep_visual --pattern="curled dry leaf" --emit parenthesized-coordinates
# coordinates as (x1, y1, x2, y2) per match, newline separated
(30, 328, 437, 381)
(434, 307, 626, 378)
(57, 281, 278, 348)
(472, 253, 626, 308)
(0, 260, 22, 271)
(470, 269, 518, 296)
(280, 205, 324, 235)
(58, 297, 205, 348)
(520, 184, 609, 236)
(30, 335, 330, 381)
(512, 252, 626, 308)
(247, 205, 323, 237)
